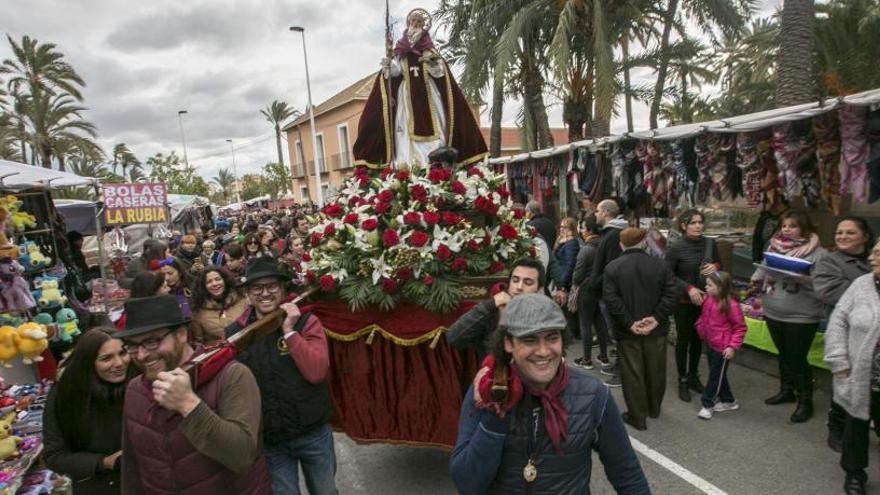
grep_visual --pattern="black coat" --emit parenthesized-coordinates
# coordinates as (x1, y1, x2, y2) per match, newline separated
(528, 214, 557, 249)
(602, 249, 679, 340)
(43, 386, 123, 495)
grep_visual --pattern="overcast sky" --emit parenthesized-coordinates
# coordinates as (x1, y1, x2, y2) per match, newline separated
(1, 0, 778, 181)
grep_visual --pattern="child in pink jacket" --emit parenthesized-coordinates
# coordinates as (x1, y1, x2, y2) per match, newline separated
(695, 270, 748, 420)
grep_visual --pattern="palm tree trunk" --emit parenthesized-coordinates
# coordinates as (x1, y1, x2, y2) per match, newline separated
(58, 154, 66, 172)
(622, 36, 634, 133)
(650, 0, 680, 129)
(489, 76, 503, 158)
(274, 124, 285, 166)
(522, 62, 553, 149)
(776, 0, 815, 105)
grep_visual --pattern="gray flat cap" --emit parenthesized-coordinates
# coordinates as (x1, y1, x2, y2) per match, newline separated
(499, 293, 566, 338)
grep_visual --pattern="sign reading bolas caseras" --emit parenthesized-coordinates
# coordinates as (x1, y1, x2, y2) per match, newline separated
(103, 183, 168, 225)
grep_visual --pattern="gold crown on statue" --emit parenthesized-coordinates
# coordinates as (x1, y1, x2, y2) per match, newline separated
(406, 8, 432, 31)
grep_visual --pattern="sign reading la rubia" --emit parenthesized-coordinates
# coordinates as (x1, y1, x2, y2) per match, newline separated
(103, 183, 168, 225)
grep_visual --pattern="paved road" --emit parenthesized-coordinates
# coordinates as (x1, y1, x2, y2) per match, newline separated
(327, 341, 876, 494)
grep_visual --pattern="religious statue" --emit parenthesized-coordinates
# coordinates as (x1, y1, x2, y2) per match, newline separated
(353, 8, 488, 168)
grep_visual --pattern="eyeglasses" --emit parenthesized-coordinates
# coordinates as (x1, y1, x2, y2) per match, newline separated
(122, 328, 175, 354)
(247, 282, 281, 295)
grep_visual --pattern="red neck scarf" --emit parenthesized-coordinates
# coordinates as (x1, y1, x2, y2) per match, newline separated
(475, 355, 571, 454)
(393, 29, 435, 58)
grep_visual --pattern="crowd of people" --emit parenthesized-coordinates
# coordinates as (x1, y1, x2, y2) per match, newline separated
(32, 197, 880, 494)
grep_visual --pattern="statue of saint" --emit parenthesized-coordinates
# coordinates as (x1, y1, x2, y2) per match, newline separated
(353, 8, 488, 168)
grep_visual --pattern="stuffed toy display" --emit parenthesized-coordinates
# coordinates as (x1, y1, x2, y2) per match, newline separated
(13, 323, 47, 365)
(0, 326, 17, 368)
(0, 258, 36, 313)
(0, 208, 18, 259)
(17, 242, 50, 272)
(32, 313, 59, 344)
(0, 412, 21, 460)
(31, 276, 66, 309)
(54, 308, 79, 343)
(0, 196, 36, 233)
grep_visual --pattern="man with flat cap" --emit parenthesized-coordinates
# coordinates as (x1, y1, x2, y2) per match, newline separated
(225, 257, 337, 495)
(118, 294, 271, 494)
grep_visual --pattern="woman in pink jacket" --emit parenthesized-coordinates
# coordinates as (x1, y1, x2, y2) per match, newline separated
(695, 271, 748, 420)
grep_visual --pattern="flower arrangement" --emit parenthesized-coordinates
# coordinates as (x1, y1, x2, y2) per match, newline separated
(302, 162, 536, 313)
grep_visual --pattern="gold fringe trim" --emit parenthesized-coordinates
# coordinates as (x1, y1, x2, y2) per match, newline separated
(379, 73, 393, 164)
(324, 324, 447, 347)
(334, 429, 453, 451)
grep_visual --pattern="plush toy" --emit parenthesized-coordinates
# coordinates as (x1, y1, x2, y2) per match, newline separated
(0, 258, 36, 312)
(0, 326, 17, 368)
(33, 313, 59, 343)
(54, 308, 80, 343)
(13, 323, 47, 365)
(0, 412, 21, 460)
(31, 276, 66, 309)
(0, 195, 36, 233)
(0, 313, 23, 327)
(0, 208, 17, 259)
(19, 242, 50, 271)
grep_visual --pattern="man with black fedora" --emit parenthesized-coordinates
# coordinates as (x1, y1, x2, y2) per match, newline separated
(118, 294, 271, 494)
(225, 257, 337, 495)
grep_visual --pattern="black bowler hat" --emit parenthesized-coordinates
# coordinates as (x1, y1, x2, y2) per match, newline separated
(117, 295, 191, 338)
(239, 257, 288, 287)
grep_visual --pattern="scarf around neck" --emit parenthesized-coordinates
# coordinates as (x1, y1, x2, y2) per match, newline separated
(769, 233, 812, 257)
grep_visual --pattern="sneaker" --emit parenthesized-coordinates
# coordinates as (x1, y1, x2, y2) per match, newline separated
(595, 355, 611, 368)
(573, 357, 594, 370)
(698, 407, 714, 420)
(592, 336, 600, 348)
(605, 375, 622, 388)
(600, 361, 619, 376)
(713, 401, 740, 413)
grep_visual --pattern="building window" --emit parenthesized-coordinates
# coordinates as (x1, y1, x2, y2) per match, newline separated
(315, 134, 326, 174)
(321, 184, 330, 203)
(295, 141, 305, 176)
(338, 125, 351, 169)
(300, 185, 309, 203)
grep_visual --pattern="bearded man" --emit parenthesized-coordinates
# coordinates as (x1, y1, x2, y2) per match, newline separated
(353, 8, 487, 167)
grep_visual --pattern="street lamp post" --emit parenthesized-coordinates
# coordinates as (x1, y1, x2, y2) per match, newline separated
(177, 110, 190, 168)
(290, 26, 324, 208)
(225, 139, 242, 203)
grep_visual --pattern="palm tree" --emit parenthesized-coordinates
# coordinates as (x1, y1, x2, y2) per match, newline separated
(0, 113, 20, 161)
(815, 0, 880, 96)
(111, 143, 140, 180)
(26, 93, 98, 170)
(260, 101, 299, 168)
(775, 0, 815, 105)
(212, 168, 236, 203)
(127, 166, 146, 183)
(1, 35, 85, 102)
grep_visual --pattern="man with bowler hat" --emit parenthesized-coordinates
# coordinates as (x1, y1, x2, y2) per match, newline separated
(225, 257, 337, 495)
(118, 294, 271, 494)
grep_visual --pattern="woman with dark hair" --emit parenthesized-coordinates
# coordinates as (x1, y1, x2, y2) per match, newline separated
(159, 257, 194, 318)
(243, 233, 271, 260)
(754, 209, 827, 423)
(43, 327, 134, 494)
(664, 209, 721, 402)
(279, 234, 306, 287)
(121, 239, 169, 289)
(572, 214, 609, 370)
(190, 267, 248, 344)
(552, 217, 581, 337)
(813, 216, 874, 449)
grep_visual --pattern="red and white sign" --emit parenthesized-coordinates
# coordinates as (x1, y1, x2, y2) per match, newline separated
(103, 183, 168, 225)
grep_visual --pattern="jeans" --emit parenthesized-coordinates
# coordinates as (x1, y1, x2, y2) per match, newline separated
(264, 423, 338, 495)
(579, 291, 609, 360)
(674, 304, 703, 380)
(701, 349, 735, 408)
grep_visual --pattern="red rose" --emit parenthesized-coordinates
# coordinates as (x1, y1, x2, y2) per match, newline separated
(354, 166, 369, 178)
(310, 232, 323, 246)
(319, 274, 335, 292)
(441, 211, 460, 225)
(409, 230, 430, 248)
(305, 270, 316, 284)
(483, 232, 492, 246)
(498, 223, 518, 240)
(361, 218, 379, 231)
(529, 246, 537, 257)
(396, 268, 413, 281)
(323, 203, 343, 218)
(377, 189, 394, 203)
(436, 244, 452, 261)
(451, 257, 468, 272)
(348, 196, 362, 207)
(382, 229, 400, 247)
(380, 166, 392, 180)
(357, 176, 369, 188)
(475, 196, 499, 216)
(343, 213, 359, 225)
(409, 184, 428, 203)
(428, 167, 451, 183)
(403, 212, 421, 226)
(374, 202, 391, 214)
(489, 261, 506, 274)
(395, 170, 410, 181)
(450, 180, 466, 195)
(512, 208, 525, 220)
(422, 211, 440, 225)
(324, 223, 336, 236)
(423, 274, 434, 286)
(467, 166, 484, 178)
(467, 239, 480, 252)
(302, 251, 311, 262)
(382, 277, 398, 294)
(497, 185, 510, 200)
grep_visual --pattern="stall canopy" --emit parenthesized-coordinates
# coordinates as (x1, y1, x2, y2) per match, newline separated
(54, 199, 98, 235)
(0, 159, 98, 189)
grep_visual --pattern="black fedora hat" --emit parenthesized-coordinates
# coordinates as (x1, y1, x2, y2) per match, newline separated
(117, 295, 191, 338)
(239, 257, 288, 287)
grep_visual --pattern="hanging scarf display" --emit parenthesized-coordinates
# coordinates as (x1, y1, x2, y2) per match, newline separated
(867, 109, 880, 203)
(771, 123, 800, 200)
(694, 133, 720, 203)
(736, 133, 763, 208)
(839, 105, 869, 202)
(635, 141, 660, 197)
(672, 139, 696, 208)
(718, 135, 740, 201)
(811, 111, 842, 212)
(651, 142, 675, 212)
(590, 151, 609, 202)
(794, 121, 821, 208)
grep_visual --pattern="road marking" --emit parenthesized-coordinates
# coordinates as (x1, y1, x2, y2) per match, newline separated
(629, 436, 728, 495)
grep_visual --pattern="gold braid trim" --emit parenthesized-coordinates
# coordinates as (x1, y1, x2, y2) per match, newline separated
(324, 324, 447, 347)
(379, 72, 393, 164)
(444, 61, 455, 145)
(353, 159, 389, 169)
(461, 152, 489, 166)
